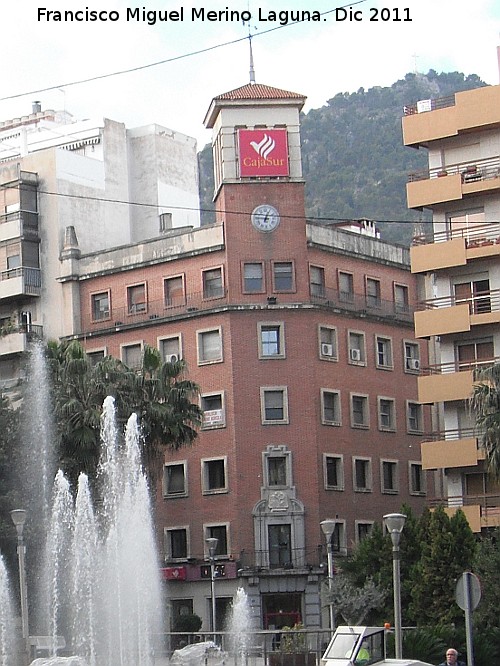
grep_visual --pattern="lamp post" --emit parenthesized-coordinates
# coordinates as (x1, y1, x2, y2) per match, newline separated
(11, 509, 29, 665)
(206, 537, 218, 642)
(320, 519, 336, 633)
(383, 513, 406, 660)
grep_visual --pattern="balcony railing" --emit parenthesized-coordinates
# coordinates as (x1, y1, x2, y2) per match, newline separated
(408, 156, 500, 185)
(412, 222, 500, 247)
(403, 94, 456, 115)
(417, 288, 500, 313)
(0, 266, 42, 295)
(428, 493, 500, 516)
(0, 210, 39, 238)
(421, 355, 499, 376)
(83, 288, 415, 335)
(423, 427, 483, 442)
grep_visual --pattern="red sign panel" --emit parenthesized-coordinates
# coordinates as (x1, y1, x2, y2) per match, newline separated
(161, 566, 187, 581)
(238, 129, 289, 177)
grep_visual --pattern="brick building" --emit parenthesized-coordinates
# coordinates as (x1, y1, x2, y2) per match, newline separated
(61, 83, 430, 632)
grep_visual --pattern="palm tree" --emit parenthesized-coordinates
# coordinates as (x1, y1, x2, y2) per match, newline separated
(470, 363, 500, 480)
(47, 341, 202, 490)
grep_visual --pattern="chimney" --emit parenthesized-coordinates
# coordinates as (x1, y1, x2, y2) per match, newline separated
(32, 101, 42, 114)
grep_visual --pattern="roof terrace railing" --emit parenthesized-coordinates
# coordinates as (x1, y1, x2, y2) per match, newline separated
(403, 94, 456, 116)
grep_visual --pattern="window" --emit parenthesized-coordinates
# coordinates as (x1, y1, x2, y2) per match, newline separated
(87, 349, 105, 366)
(324, 454, 344, 490)
(163, 463, 187, 497)
(378, 397, 396, 431)
(326, 521, 346, 554)
(258, 322, 285, 358)
(409, 462, 425, 495)
(205, 525, 228, 556)
(121, 343, 142, 370)
(127, 283, 146, 314)
(348, 331, 366, 364)
(165, 527, 188, 560)
(171, 599, 194, 627)
(394, 284, 409, 313)
(366, 278, 381, 307)
(407, 401, 423, 433)
(319, 326, 338, 360)
(310, 265, 325, 298)
(261, 387, 289, 424)
(381, 460, 398, 493)
(203, 267, 224, 299)
(339, 271, 354, 302)
(243, 262, 264, 293)
(272, 261, 294, 291)
(321, 390, 341, 425)
(268, 456, 287, 486)
(268, 524, 292, 568)
(164, 275, 185, 307)
(404, 341, 420, 372)
(264, 445, 291, 487)
(6, 254, 21, 270)
(201, 392, 225, 429)
(356, 521, 374, 543)
(91, 291, 110, 321)
(376, 336, 393, 369)
(197, 328, 223, 364)
(159, 335, 181, 363)
(353, 458, 372, 492)
(454, 277, 491, 314)
(351, 394, 369, 428)
(447, 209, 485, 237)
(456, 338, 494, 370)
(202, 458, 227, 494)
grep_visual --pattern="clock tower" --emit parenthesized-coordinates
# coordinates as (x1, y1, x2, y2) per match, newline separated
(203, 82, 309, 301)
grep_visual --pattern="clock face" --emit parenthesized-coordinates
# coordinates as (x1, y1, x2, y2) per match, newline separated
(251, 204, 280, 233)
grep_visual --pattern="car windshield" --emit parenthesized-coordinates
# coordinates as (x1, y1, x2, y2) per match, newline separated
(324, 632, 361, 660)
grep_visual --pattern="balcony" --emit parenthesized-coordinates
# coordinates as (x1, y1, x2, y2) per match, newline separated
(0, 210, 39, 243)
(416, 356, 496, 403)
(80, 287, 415, 337)
(414, 288, 500, 338)
(0, 267, 42, 300)
(406, 157, 500, 209)
(0, 324, 43, 357)
(402, 85, 500, 148)
(428, 493, 500, 532)
(411, 223, 500, 273)
(421, 427, 485, 470)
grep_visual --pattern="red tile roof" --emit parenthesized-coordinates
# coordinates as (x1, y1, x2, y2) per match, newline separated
(213, 83, 305, 101)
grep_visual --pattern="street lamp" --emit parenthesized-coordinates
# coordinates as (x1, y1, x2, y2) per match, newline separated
(206, 537, 218, 642)
(320, 519, 336, 633)
(383, 513, 406, 660)
(11, 509, 29, 665)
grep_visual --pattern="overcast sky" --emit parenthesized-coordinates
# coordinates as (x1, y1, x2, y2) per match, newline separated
(1, 0, 499, 148)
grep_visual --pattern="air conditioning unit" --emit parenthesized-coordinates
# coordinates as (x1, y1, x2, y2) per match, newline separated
(350, 348, 362, 362)
(408, 358, 420, 371)
(321, 343, 334, 357)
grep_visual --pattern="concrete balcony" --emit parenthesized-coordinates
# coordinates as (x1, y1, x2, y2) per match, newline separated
(402, 84, 500, 147)
(428, 494, 500, 532)
(0, 267, 41, 300)
(421, 429, 484, 470)
(407, 157, 500, 209)
(0, 324, 43, 357)
(411, 223, 500, 273)
(418, 368, 474, 403)
(414, 288, 500, 338)
(0, 210, 39, 243)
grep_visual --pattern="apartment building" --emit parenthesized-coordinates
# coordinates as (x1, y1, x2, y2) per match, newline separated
(62, 82, 430, 632)
(403, 83, 500, 532)
(0, 105, 200, 393)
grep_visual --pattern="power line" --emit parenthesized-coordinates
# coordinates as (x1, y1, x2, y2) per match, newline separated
(0, 1, 369, 103)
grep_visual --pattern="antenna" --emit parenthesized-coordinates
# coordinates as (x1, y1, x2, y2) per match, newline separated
(243, 1, 257, 84)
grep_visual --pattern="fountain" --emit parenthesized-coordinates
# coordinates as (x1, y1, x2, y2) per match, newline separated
(228, 588, 251, 666)
(6, 341, 164, 665)
(0, 554, 15, 666)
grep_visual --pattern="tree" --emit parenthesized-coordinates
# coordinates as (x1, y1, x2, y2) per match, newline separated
(470, 363, 500, 479)
(0, 393, 20, 565)
(329, 573, 386, 625)
(47, 340, 202, 490)
(473, 528, 500, 629)
(409, 506, 476, 626)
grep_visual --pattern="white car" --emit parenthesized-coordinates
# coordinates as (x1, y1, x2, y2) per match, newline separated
(322, 626, 433, 666)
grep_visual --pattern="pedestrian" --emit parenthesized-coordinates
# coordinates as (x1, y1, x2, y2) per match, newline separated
(439, 648, 466, 666)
